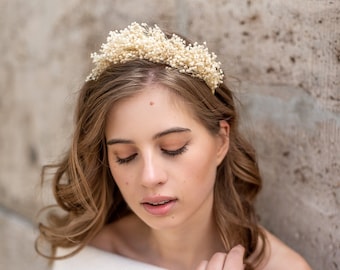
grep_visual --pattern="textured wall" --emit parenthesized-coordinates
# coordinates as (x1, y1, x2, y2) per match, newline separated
(1, 1, 339, 269)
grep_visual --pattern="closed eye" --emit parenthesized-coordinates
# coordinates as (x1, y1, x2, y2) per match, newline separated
(116, 153, 138, 164)
(161, 145, 188, 157)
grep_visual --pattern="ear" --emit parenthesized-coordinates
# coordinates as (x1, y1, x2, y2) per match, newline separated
(216, 120, 230, 166)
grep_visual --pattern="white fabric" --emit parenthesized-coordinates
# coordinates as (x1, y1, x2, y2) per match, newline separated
(53, 246, 165, 270)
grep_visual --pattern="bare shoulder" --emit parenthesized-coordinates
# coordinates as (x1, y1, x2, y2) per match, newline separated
(260, 229, 312, 270)
(89, 214, 148, 255)
(89, 220, 118, 253)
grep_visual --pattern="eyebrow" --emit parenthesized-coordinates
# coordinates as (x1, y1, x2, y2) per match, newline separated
(106, 127, 191, 145)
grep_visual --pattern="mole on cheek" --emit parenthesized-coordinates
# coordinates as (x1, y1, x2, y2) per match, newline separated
(149, 101, 154, 106)
(125, 181, 129, 186)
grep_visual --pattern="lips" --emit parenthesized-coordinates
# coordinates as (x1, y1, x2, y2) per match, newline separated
(146, 199, 172, 206)
(141, 196, 177, 216)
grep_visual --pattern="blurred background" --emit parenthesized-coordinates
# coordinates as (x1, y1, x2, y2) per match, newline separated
(0, 0, 339, 269)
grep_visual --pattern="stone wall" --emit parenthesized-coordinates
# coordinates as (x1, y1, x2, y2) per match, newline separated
(1, 0, 339, 269)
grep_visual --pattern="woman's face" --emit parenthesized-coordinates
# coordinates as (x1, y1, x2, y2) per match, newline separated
(105, 84, 229, 230)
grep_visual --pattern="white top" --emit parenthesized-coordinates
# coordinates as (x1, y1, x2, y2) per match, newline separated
(53, 246, 166, 270)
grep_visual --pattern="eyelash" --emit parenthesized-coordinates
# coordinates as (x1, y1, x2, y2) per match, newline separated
(161, 145, 188, 157)
(115, 145, 188, 165)
(116, 153, 137, 165)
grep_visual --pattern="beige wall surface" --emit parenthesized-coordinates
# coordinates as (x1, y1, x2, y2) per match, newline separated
(1, 1, 339, 270)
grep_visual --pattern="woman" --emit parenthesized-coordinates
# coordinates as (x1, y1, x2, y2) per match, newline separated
(36, 23, 312, 270)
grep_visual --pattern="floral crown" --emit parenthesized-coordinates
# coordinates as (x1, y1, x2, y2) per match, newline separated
(86, 22, 224, 93)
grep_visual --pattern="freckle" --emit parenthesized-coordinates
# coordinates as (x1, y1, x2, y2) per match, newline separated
(149, 101, 154, 106)
(125, 181, 129, 185)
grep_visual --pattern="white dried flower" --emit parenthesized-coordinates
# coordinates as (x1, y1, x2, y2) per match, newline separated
(86, 22, 224, 93)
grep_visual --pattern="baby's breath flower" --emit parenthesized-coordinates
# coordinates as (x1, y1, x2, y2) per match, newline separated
(86, 22, 224, 93)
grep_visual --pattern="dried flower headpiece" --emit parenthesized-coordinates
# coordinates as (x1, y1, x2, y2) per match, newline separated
(86, 22, 224, 93)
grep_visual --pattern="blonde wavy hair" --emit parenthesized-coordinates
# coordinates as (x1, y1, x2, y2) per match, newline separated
(36, 58, 266, 269)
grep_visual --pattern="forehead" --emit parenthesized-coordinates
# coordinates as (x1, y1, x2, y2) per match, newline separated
(105, 84, 197, 135)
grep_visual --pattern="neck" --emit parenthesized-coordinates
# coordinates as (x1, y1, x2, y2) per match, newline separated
(146, 210, 224, 269)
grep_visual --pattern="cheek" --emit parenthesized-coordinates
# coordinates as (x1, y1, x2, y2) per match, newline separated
(108, 160, 133, 191)
(111, 169, 136, 205)
(182, 149, 217, 185)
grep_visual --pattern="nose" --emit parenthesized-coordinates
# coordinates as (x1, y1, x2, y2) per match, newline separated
(140, 151, 167, 188)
